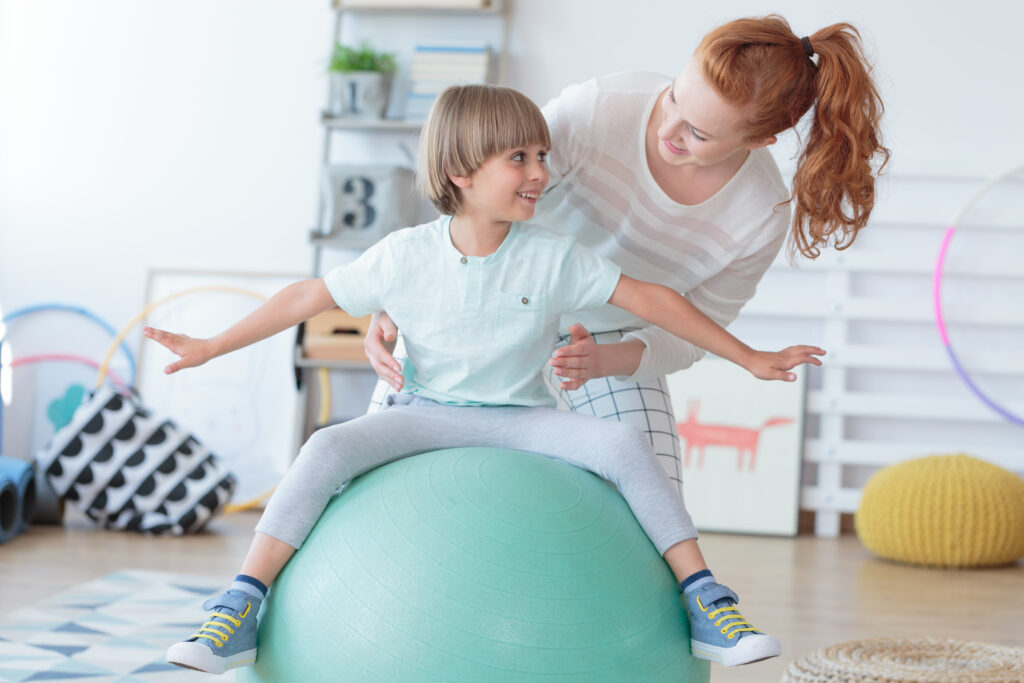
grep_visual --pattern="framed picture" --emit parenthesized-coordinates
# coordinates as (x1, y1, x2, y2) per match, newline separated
(137, 270, 305, 506)
(666, 357, 806, 536)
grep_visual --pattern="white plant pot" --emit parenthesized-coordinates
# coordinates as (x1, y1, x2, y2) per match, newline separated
(328, 71, 391, 119)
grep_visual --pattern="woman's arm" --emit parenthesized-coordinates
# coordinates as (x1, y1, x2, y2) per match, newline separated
(608, 275, 823, 380)
(554, 209, 789, 387)
(623, 213, 788, 381)
(144, 278, 337, 374)
(548, 324, 646, 390)
(551, 262, 778, 389)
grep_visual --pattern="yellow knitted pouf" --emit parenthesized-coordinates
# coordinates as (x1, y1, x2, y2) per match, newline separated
(855, 454, 1024, 568)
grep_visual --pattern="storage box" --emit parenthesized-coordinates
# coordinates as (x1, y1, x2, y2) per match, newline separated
(303, 309, 372, 362)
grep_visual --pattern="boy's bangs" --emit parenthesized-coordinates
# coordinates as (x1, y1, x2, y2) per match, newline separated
(471, 91, 551, 162)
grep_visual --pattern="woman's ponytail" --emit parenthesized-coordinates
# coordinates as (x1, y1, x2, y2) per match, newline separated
(698, 16, 891, 259)
(791, 24, 890, 258)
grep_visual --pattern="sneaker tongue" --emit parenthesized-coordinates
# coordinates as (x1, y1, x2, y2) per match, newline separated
(202, 590, 251, 615)
(709, 597, 736, 610)
(698, 583, 738, 607)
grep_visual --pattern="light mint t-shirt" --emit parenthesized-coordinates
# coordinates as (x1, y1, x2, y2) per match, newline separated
(323, 215, 621, 407)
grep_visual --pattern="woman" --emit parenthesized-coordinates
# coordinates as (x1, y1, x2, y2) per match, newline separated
(366, 15, 888, 498)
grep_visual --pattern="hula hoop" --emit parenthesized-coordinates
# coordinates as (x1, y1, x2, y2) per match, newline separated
(97, 285, 334, 513)
(0, 303, 139, 450)
(317, 362, 332, 425)
(1, 303, 137, 386)
(933, 164, 1024, 426)
(96, 285, 266, 389)
(10, 354, 128, 393)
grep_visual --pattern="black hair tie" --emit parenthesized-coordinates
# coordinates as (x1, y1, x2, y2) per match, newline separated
(800, 36, 814, 58)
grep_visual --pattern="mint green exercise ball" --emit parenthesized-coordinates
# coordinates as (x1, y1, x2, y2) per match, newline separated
(238, 448, 709, 682)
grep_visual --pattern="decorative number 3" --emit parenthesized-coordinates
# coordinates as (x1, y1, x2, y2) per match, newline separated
(341, 177, 376, 229)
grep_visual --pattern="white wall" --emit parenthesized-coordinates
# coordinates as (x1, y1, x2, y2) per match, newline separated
(4, 0, 1023, 323)
(0, 1, 331, 328)
(507, 0, 1024, 179)
(2, 1, 1022, 486)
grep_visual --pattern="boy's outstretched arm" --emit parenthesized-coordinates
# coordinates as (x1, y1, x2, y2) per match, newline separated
(143, 278, 337, 374)
(608, 275, 824, 381)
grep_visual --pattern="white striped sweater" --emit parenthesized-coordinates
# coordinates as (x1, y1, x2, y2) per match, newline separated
(536, 71, 791, 382)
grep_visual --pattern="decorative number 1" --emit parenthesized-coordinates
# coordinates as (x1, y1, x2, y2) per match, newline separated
(341, 177, 376, 229)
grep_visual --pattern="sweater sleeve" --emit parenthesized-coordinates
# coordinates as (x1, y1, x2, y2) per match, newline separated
(618, 207, 789, 382)
(541, 79, 596, 190)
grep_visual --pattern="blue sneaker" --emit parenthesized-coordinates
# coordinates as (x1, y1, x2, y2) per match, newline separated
(166, 589, 260, 674)
(684, 582, 780, 666)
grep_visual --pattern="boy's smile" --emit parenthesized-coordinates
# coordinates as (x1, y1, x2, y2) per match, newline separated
(452, 143, 550, 228)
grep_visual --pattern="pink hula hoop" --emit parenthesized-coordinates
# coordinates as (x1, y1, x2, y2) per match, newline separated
(8, 354, 129, 393)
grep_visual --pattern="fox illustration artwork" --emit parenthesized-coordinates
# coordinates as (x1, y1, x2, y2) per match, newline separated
(676, 401, 794, 471)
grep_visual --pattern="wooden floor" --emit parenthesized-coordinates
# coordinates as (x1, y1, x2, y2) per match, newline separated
(2, 509, 1022, 683)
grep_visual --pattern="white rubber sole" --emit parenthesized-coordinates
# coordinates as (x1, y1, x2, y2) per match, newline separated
(691, 633, 781, 667)
(166, 640, 257, 674)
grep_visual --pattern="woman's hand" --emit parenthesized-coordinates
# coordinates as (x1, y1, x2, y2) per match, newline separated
(548, 324, 599, 390)
(365, 312, 403, 391)
(549, 323, 646, 390)
(143, 327, 216, 374)
(744, 345, 825, 381)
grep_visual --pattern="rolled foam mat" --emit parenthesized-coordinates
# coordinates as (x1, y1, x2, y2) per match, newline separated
(0, 455, 36, 538)
(0, 475, 17, 543)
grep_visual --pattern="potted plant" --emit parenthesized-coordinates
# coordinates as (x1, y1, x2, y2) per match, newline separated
(327, 41, 398, 119)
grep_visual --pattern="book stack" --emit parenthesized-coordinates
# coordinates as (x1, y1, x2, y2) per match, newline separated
(404, 42, 491, 122)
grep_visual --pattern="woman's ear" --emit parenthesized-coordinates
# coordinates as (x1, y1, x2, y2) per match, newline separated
(745, 134, 778, 150)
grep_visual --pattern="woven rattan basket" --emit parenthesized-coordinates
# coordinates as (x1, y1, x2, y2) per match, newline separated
(781, 638, 1024, 683)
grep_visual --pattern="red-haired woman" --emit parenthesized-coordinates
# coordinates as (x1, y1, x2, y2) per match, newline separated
(364, 15, 890, 666)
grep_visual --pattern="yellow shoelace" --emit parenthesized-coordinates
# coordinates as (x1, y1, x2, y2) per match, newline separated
(189, 601, 250, 648)
(696, 596, 760, 640)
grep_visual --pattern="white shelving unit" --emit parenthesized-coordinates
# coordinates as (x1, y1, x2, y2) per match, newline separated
(296, 1, 509, 437)
(310, 0, 508, 261)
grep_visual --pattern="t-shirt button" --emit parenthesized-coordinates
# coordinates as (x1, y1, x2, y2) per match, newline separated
(460, 256, 468, 264)
(521, 297, 529, 304)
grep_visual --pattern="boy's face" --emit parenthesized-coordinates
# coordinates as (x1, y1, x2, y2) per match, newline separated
(457, 144, 550, 224)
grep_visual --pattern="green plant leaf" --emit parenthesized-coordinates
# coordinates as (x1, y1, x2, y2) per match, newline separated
(329, 41, 396, 75)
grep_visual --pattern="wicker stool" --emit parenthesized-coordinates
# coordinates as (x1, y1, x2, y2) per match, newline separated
(781, 638, 1024, 683)
(855, 454, 1024, 568)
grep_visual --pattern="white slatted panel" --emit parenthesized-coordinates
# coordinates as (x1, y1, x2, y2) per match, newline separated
(727, 172, 1024, 537)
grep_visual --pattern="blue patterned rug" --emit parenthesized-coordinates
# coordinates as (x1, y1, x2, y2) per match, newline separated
(0, 570, 234, 682)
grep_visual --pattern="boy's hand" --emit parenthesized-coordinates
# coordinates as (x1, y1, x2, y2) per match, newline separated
(745, 345, 825, 381)
(143, 326, 215, 374)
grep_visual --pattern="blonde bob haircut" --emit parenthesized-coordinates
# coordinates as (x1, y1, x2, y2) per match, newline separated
(418, 84, 551, 215)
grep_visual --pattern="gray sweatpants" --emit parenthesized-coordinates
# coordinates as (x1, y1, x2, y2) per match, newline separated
(255, 395, 698, 555)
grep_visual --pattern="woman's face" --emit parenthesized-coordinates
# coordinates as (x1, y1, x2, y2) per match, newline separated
(654, 57, 774, 169)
